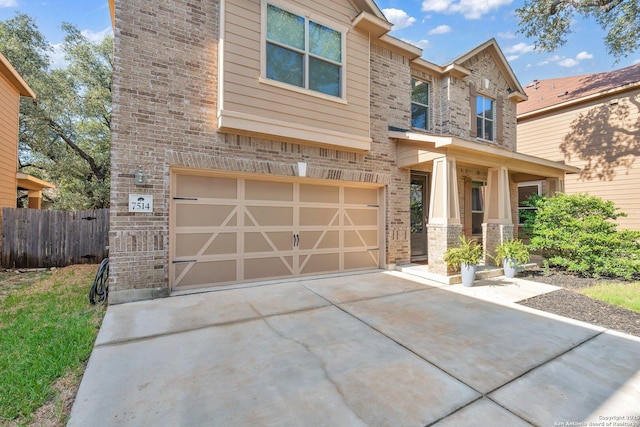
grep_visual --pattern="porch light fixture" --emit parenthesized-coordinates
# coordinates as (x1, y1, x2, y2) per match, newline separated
(134, 165, 146, 186)
(297, 162, 307, 178)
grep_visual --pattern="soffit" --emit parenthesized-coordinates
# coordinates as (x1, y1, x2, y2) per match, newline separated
(390, 131, 579, 177)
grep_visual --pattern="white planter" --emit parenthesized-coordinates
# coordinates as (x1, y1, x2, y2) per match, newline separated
(460, 262, 477, 287)
(503, 258, 518, 278)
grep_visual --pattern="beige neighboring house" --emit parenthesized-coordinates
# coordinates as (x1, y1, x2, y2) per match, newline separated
(107, 0, 577, 303)
(0, 53, 55, 250)
(517, 63, 640, 230)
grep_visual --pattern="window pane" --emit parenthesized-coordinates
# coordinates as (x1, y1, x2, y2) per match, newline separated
(484, 98, 494, 120)
(484, 119, 494, 141)
(477, 117, 483, 138)
(476, 96, 484, 115)
(309, 21, 341, 63)
(412, 79, 429, 105)
(411, 104, 427, 129)
(267, 43, 303, 87)
(518, 185, 539, 206)
(267, 4, 304, 50)
(309, 57, 340, 96)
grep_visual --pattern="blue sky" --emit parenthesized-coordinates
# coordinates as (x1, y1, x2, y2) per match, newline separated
(1, 0, 638, 85)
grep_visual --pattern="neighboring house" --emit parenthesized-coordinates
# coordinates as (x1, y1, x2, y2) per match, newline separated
(107, 0, 577, 303)
(0, 53, 54, 251)
(517, 64, 640, 230)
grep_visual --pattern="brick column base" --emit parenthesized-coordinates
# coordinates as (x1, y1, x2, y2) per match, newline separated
(428, 223, 463, 275)
(482, 223, 514, 265)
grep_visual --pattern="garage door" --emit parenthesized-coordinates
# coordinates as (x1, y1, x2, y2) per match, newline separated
(171, 173, 381, 290)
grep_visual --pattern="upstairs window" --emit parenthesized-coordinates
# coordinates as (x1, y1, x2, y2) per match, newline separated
(476, 95, 494, 141)
(411, 78, 430, 130)
(266, 4, 343, 98)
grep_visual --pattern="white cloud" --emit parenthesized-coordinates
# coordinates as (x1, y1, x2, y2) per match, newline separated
(633, 58, 640, 64)
(548, 55, 563, 62)
(402, 38, 429, 49)
(81, 27, 113, 43)
(428, 24, 452, 35)
(421, 0, 452, 14)
(0, 0, 18, 7)
(558, 58, 579, 67)
(507, 55, 519, 61)
(497, 31, 517, 39)
(48, 43, 66, 69)
(382, 8, 416, 30)
(505, 42, 535, 55)
(422, 0, 513, 19)
(576, 51, 593, 60)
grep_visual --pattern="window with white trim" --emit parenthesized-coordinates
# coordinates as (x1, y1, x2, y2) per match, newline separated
(411, 78, 429, 130)
(265, 3, 343, 97)
(476, 95, 495, 141)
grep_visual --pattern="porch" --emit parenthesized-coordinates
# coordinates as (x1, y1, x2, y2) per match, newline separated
(391, 130, 579, 276)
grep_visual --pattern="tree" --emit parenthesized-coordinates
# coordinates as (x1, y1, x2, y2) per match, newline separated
(516, 0, 640, 59)
(0, 14, 112, 209)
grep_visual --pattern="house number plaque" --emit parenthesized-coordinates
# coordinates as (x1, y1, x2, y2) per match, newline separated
(129, 194, 153, 213)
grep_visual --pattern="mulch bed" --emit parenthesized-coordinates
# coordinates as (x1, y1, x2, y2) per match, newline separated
(517, 268, 640, 338)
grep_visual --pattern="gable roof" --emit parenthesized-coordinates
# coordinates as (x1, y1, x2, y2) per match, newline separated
(451, 39, 527, 102)
(517, 63, 640, 117)
(0, 52, 36, 98)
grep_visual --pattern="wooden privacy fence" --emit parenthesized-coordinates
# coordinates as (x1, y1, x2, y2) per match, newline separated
(1, 208, 109, 269)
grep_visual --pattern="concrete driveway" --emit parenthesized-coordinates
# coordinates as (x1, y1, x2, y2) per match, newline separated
(69, 272, 640, 426)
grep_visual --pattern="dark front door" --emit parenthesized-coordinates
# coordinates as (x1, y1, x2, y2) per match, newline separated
(410, 173, 429, 260)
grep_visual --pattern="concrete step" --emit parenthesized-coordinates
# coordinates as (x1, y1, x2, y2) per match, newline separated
(397, 262, 538, 285)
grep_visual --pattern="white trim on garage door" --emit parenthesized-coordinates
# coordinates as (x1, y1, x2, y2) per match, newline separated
(170, 171, 384, 291)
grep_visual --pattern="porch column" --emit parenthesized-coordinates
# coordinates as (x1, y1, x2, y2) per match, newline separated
(28, 190, 43, 209)
(482, 167, 514, 264)
(427, 156, 462, 275)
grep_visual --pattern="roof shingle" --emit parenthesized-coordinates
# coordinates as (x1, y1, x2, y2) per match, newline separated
(517, 63, 640, 116)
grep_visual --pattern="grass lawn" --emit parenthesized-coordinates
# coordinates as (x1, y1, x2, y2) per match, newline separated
(0, 265, 106, 426)
(581, 281, 640, 314)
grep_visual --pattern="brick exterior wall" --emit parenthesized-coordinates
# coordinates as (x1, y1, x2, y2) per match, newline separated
(110, 0, 413, 301)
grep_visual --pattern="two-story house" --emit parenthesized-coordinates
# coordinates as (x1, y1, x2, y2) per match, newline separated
(107, 0, 577, 303)
(517, 64, 640, 230)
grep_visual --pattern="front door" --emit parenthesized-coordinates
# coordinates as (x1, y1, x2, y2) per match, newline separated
(410, 173, 429, 260)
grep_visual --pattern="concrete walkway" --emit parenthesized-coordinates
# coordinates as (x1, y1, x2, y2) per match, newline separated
(69, 271, 640, 426)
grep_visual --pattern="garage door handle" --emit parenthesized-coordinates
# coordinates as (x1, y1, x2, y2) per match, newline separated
(173, 259, 197, 264)
(367, 204, 379, 207)
(173, 197, 198, 201)
(293, 234, 300, 247)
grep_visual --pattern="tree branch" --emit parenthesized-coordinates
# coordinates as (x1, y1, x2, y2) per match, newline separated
(44, 114, 105, 181)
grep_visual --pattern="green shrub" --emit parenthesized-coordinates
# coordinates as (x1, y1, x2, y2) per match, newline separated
(444, 236, 483, 272)
(494, 239, 530, 268)
(528, 193, 640, 279)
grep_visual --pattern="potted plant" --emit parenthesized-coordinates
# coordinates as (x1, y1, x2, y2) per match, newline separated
(444, 236, 483, 287)
(494, 238, 530, 278)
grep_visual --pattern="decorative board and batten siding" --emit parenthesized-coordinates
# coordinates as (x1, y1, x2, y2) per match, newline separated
(518, 89, 640, 230)
(0, 71, 19, 211)
(221, 0, 371, 150)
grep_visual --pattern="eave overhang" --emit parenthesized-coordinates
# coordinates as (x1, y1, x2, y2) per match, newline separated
(218, 109, 371, 152)
(352, 11, 392, 38)
(390, 130, 579, 178)
(17, 173, 55, 191)
(0, 53, 36, 98)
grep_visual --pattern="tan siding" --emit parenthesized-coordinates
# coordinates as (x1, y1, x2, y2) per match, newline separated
(222, 0, 370, 141)
(0, 72, 19, 210)
(518, 89, 640, 230)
